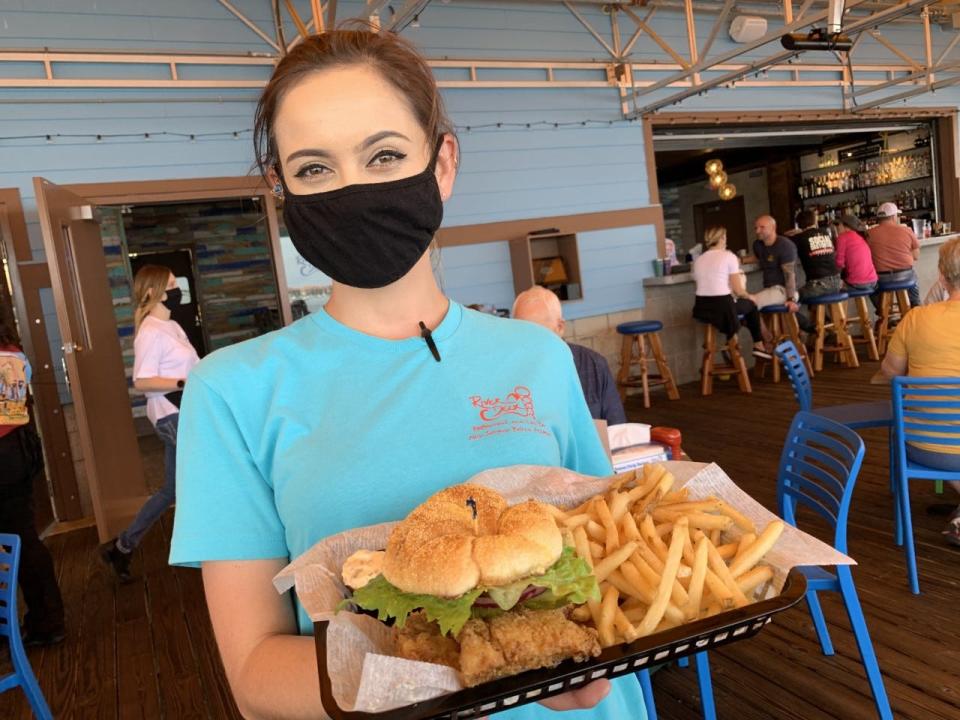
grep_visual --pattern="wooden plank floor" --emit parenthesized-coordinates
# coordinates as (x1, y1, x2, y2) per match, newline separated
(1, 361, 957, 719)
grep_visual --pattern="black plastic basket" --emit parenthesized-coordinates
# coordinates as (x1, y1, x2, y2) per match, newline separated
(315, 567, 807, 720)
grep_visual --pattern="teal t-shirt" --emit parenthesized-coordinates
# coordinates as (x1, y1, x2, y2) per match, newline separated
(170, 301, 646, 720)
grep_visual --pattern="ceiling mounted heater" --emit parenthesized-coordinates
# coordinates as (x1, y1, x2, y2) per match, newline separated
(730, 16, 768, 44)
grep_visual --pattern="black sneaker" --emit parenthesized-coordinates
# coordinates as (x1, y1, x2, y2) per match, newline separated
(98, 539, 133, 583)
(21, 627, 66, 647)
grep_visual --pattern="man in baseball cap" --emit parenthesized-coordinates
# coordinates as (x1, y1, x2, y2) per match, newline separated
(876, 201, 901, 219)
(866, 201, 921, 308)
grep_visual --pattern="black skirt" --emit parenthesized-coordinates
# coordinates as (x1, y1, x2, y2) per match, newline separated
(692, 294, 739, 338)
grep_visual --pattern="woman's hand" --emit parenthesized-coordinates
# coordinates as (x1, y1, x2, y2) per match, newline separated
(539, 679, 611, 711)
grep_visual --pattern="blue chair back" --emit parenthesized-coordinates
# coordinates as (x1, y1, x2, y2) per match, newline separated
(0, 533, 21, 640)
(891, 377, 960, 463)
(776, 411, 865, 554)
(775, 340, 813, 412)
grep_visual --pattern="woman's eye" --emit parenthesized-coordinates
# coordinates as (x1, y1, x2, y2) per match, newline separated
(369, 150, 407, 167)
(293, 163, 329, 179)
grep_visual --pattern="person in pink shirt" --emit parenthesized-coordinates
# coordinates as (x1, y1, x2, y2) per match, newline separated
(834, 214, 879, 292)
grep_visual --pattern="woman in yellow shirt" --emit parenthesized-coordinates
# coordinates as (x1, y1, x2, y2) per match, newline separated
(878, 236, 960, 545)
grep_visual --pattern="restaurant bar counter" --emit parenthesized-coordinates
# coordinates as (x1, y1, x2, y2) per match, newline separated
(635, 232, 958, 387)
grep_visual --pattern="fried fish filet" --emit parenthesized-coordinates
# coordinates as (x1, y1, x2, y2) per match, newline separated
(394, 608, 601, 688)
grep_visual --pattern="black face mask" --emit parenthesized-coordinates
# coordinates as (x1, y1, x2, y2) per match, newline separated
(162, 288, 182, 311)
(281, 147, 444, 289)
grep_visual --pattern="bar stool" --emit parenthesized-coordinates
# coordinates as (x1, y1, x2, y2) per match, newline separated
(758, 304, 813, 382)
(806, 293, 859, 372)
(845, 287, 880, 361)
(876, 279, 914, 356)
(699, 322, 751, 396)
(616, 320, 680, 408)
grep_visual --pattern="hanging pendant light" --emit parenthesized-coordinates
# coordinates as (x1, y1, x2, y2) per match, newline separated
(705, 158, 724, 176)
(719, 183, 737, 201)
(709, 171, 728, 189)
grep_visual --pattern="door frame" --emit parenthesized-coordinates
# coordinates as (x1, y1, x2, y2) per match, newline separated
(0, 188, 83, 522)
(62, 176, 291, 325)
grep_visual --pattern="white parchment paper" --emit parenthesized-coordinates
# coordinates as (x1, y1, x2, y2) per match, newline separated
(273, 462, 852, 716)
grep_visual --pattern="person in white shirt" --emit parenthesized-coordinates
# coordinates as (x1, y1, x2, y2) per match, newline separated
(99, 264, 200, 581)
(691, 226, 771, 359)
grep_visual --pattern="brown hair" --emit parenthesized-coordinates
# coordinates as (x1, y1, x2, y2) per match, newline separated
(133, 265, 172, 332)
(253, 29, 455, 181)
(0, 319, 19, 347)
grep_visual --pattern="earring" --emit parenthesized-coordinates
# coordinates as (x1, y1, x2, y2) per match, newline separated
(273, 183, 283, 195)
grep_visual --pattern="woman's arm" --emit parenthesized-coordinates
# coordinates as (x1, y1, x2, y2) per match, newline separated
(133, 376, 183, 393)
(203, 559, 324, 720)
(729, 271, 748, 298)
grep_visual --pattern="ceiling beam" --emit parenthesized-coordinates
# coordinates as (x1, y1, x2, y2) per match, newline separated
(853, 71, 960, 111)
(629, 0, 940, 117)
(631, 0, 821, 100)
(563, 2, 617, 59)
(699, 0, 736, 60)
(215, 0, 280, 51)
(621, 6, 689, 68)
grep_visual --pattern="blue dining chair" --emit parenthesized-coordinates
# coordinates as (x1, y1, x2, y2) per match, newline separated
(778, 411, 892, 720)
(636, 651, 714, 720)
(639, 411, 893, 720)
(776, 338, 923, 503)
(0, 533, 53, 720)
(775, 340, 891, 430)
(890, 376, 960, 594)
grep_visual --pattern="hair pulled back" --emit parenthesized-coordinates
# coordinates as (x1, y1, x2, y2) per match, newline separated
(253, 29, 454, 180)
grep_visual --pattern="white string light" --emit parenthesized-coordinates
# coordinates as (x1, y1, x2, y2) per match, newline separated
(0, 118, 640, 144)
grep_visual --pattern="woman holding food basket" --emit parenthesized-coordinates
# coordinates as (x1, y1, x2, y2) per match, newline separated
(169, 28, 646, 720)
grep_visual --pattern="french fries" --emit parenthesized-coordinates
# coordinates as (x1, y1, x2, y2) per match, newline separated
(548, 463, 784, 647)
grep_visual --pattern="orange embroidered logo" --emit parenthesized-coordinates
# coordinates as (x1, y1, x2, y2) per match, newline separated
(470, 385, 535, 422)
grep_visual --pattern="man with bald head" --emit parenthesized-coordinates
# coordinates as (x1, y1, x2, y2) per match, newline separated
(748, 214, 799, 311)
(512, 286, 626, 425)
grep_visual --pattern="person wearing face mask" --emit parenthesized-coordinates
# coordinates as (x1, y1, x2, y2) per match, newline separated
(99, 265, 199, 582)
(169, 30, 641, 720)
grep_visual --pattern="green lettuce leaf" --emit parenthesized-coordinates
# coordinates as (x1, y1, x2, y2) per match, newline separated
(341, 547, 600, 636)
(345, 576, 484, 637)
(485, 546, 600, 610)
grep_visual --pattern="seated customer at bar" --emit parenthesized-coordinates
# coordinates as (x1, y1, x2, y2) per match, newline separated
(834, 214, 878, 293)
(866, 202, 921, 308)
(692, 226, 771, 359)
(747, 214, 799, 309)
(513, 286, 626, 425)
(792, 210, 843, 301)
(876, 236, 960, 546)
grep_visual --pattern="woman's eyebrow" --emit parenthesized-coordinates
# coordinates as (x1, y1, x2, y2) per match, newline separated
(285, 147, 333, 164)
(285, 131, 410, 165)
(356, 130, 410, 151)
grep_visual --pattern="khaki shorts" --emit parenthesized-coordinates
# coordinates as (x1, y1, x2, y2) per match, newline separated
(752, 286, 788, 309)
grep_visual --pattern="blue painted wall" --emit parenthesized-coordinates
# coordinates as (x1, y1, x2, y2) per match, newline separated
(2, 0, 959, 330)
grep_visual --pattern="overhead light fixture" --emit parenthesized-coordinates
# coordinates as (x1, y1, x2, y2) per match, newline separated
(709, 171, 728, 189)
(705, 158, 724, 175)
(719, 183, 737, 201)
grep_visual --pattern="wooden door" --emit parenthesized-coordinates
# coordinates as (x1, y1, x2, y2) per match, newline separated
(34, 178, 148, 542)
(0, 188, 81, 526)
(694, 196, 748, 255)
